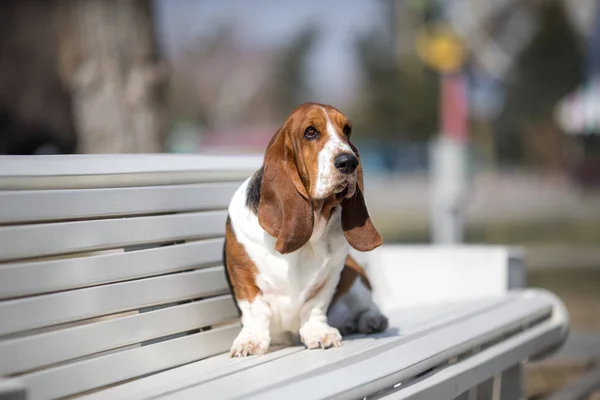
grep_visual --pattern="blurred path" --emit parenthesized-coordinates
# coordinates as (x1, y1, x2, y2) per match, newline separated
(364, 171, 600, 226)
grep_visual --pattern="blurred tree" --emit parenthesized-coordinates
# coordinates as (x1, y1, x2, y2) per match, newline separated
(168, 25, 239, 129)
(0, 1, 76, 154)
(494, 0, 584, 168)
(270, 27, 320, 119)
(167, 24, 322, 134)
(352, 29, 440, 142)
(54, 0, 166, 153)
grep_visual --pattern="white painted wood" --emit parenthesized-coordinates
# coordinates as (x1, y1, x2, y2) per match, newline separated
(80, 348, 306, 400)
(0, 211, 227, 262)
(373, 319, 563, 399)
(19, 324, 241, 400)
(174, 291, 554, 400)
(79, 298, 502, 400)
(0, 266, 228, 336)
(0, 182, 239, 224)
(0, 155, 569, 400)
(0, 154, 262, 176)
(0, 154, 262, 189)
(0, 295, 238, 375)
(369, 245, 513, 313)
(0, 238, 224, 299)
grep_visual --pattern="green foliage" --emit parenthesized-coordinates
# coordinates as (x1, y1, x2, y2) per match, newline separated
(271, 26, 320, 119)
(495, 0, 584, 165)
(353, 31, 440, 142)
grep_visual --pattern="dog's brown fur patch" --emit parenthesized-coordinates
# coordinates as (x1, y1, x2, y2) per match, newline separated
(331, 255, 372, 305)
(224, 217, 260, 302)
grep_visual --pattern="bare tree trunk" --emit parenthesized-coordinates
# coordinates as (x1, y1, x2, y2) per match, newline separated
(0, 0, 76, 155)
(55, 0, 166, 153)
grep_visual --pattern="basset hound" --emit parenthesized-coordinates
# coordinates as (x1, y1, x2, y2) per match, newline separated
(224, 102, 388, 357)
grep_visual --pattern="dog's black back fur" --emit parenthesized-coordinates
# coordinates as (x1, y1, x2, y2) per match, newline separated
(245, 166, 263, 214)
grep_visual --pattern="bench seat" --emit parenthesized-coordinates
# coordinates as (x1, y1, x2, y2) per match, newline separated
(78, 290, 566, 400)
(0, 155, 569, 400)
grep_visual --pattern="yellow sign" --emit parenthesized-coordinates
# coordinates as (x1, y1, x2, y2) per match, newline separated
(416, 23, 467, 74)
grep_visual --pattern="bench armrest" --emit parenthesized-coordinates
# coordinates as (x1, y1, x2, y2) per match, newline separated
(366, 245, 526, 313)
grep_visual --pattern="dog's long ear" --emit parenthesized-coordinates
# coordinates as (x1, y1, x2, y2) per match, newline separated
(341, 143, 383, 252)
(258, 127, 314, 254)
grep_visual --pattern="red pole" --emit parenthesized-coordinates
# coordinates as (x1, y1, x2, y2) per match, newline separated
(431, 71, 469, 244)
(441, 73, 468, 143)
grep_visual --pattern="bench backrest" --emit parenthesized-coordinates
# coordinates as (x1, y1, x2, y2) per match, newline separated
(0, 154, 261, 400)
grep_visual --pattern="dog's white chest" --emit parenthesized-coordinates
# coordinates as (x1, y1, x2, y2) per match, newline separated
(228, 179, 348, 342)
(258, 238, 346, 338)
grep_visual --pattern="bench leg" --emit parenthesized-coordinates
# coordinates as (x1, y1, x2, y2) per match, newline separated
(498, 364, 524, 400)
(455, 364, 523, 400)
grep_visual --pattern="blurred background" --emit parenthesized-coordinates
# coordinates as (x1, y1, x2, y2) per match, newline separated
(1, 0, 599, 397)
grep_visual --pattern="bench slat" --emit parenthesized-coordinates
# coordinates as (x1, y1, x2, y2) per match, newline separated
(19, 324, 241, 400)
(0, 182, 239, 224)
(0, 238, 224, 299)
(0, 295, 238, 375)
(79, 298, 506, 400)
(162, 293, 553, 400)
(81, 348, 306, 400)
(378, 319, 564, 399)
(30, 301, 477, 400)
(0, 154, 261, 190)
(0, 266, 228, 336)
(0, 211, 227, 262)
(0, 154, 262, 177)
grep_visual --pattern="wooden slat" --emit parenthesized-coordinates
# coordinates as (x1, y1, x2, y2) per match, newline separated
(0, 238, 224, 299)
(0, 154, 262, 190)
(0, 266, 229, 336)
(0, 154, 262, 176)
(378, 322, 564, 399)
(79, 298, 509, 400)
(0, 295, 238, 375)
(19, 324, 241, 400)
(80, 348, 306, 400)
(0, 211, 227, 262)
(0, 182, 239, 224)
(163, 292, 554, 400)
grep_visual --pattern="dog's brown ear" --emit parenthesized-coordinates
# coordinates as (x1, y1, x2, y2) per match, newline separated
(341, 144, 383, 252)
(258, 127, 313, 254)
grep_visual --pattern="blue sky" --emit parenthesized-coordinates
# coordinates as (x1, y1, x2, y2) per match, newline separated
(154, 0, 387, 104)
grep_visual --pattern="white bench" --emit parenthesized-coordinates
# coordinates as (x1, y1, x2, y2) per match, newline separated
(0, 155, 569, 400)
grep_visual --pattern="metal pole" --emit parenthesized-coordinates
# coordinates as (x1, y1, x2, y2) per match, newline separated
(430, 72, 469, 244)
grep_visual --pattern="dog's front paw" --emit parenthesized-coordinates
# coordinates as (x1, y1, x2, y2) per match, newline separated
(357, 309, 389, 334)
(300, 323, 342, 349)
(230, 329, 270, 357)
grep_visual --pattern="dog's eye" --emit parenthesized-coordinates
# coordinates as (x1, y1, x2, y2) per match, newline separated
(304, 126, 318, 140)
(343, 124, 352, 137)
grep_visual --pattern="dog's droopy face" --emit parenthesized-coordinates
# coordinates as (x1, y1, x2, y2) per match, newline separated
(282, 103, 359, 201)
(257, 102, 382, 254)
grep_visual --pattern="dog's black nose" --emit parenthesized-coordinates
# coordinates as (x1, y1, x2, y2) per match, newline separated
(334, 153, 359, 174)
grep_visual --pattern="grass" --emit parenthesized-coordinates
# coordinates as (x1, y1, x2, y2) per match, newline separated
(528, 268, 600, 332)
(377, 217, 600, 246)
